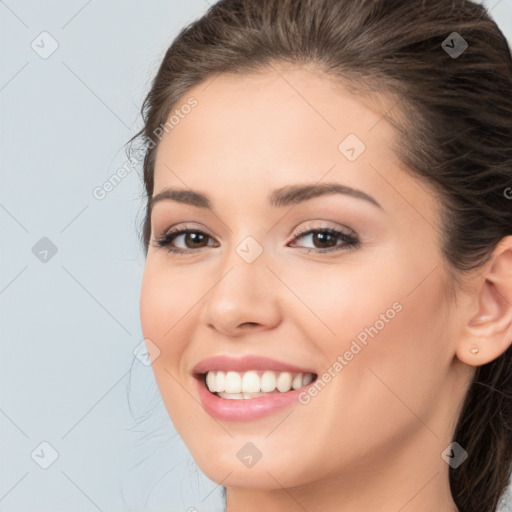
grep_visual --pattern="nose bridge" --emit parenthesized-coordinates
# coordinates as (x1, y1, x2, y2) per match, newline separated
(211, 235, 271, 303)
(199, 234, 282, 333)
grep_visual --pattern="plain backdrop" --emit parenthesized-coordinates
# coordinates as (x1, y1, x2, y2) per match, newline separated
(1, 1, 511, 511)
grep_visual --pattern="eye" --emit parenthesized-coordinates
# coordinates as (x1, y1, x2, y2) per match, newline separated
(288, 225, 360, 253)
(151, 224, 219, 254)
(151, 223, 360, 254)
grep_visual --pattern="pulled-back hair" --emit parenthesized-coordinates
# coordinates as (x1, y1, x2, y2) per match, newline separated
(128, 1, 512, 510)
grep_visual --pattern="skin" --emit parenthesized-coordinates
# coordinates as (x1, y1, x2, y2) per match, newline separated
(139, 63, 512, 512)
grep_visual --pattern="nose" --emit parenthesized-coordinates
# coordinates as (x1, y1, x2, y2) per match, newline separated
(198, 249, 283, 337)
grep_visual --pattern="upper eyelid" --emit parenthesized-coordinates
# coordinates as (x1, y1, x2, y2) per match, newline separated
(159, 221, 355, 239)
(293, 222, 357, 237)
(157, 224, 358, 250)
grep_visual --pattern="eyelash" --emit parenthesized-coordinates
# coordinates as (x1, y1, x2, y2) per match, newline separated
(152, 223, 360, 255)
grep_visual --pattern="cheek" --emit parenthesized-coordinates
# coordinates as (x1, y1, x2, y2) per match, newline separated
(139, 258, 195, 360)
(139, 265, 167, 344)
(288, 255, 451, 406)
(139, 261, 202, 425)
(275, 256, 405, 351)
(290, 269, 451, 470)
(140, 258, 194, 322)
(301, 245, 449, 362)
(327, 267, 451, 431)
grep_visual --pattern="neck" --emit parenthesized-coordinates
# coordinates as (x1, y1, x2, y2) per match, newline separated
(225, 471, 458, 512)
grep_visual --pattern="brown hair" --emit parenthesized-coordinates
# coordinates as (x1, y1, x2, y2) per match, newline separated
(127, 1, 512, 510)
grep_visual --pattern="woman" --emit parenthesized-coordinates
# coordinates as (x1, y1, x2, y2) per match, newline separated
(129, 0, 512, 510)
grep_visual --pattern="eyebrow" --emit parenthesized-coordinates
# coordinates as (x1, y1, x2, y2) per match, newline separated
(149, 182, 382, 211)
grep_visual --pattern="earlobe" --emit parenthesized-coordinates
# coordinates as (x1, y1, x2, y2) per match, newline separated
(456, 236, 512, 367)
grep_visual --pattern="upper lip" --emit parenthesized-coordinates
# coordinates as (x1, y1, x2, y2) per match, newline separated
(192, 355, 318, 375)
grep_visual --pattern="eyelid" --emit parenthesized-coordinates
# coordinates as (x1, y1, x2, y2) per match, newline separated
(152, 220, 360, 256)
(157, 220, 355, 243)
(290, 221, 357, 240)
(160, 222, 213, 237)
(152, 223, 219, 253)
(154, 222, 217, 244)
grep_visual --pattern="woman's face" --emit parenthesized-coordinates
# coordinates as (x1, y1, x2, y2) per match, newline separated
(139, 65, 472, 492)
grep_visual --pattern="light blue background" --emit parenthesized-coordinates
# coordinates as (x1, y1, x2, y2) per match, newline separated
(1, 1, 511, 511)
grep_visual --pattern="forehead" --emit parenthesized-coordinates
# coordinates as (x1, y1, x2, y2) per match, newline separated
(151, 65, 439, 230)
(154, 66, 397, 177)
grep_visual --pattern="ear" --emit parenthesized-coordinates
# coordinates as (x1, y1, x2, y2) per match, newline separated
(456, 235, 512, 366)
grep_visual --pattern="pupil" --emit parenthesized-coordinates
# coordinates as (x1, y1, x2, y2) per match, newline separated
(314, 232, 335, 248)
(187, 232, 207, 248)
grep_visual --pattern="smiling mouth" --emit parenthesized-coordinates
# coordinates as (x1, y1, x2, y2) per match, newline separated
(197, 369, 318, 399)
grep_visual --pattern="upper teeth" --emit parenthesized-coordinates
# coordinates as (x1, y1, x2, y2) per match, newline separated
(205, 370, 314, 394)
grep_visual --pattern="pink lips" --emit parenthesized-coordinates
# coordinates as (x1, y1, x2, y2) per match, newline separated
(192, 354, 317, 375)
(192, 354, 318, 422)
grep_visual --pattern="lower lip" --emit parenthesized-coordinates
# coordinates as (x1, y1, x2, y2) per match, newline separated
(194, 374, 315, 421)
